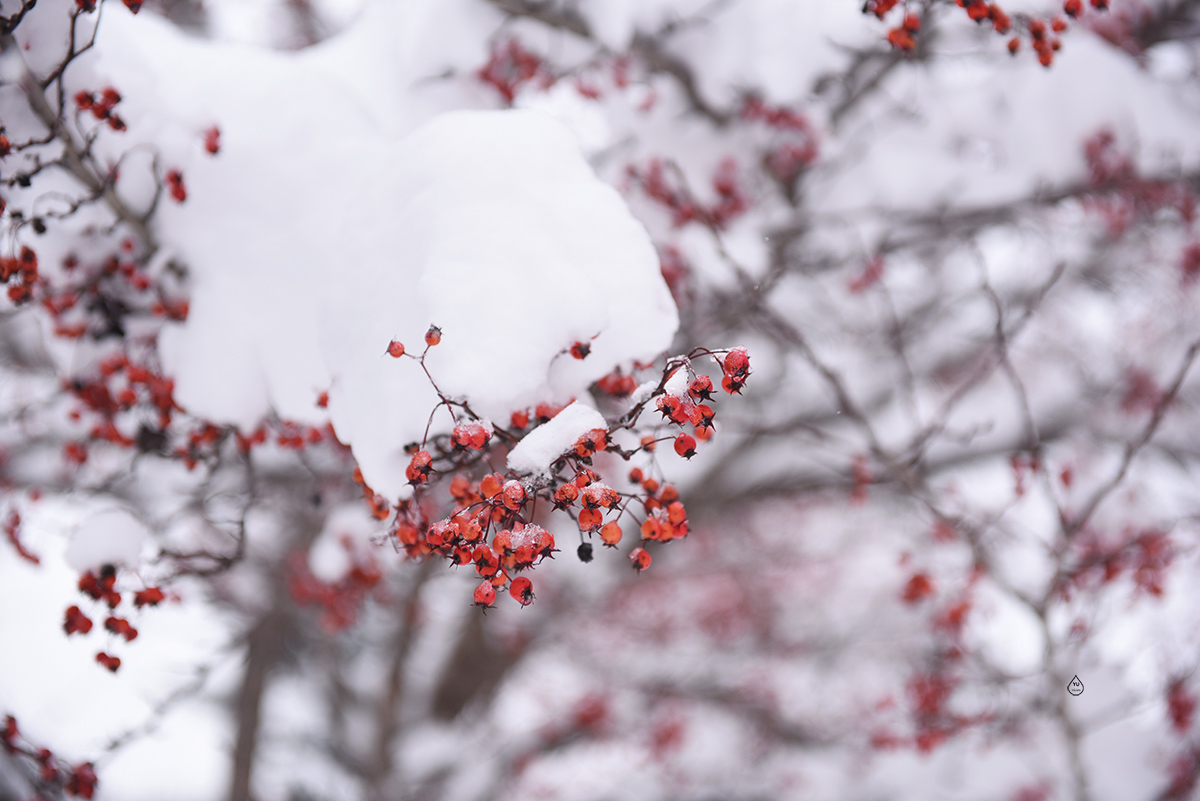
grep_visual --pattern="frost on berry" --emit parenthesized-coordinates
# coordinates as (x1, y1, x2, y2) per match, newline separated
(501, 480, 527, 510)
(405, 450, 433, 485)
(451, 420, 493, 451)
(629, 547, 652, 572)
(473, 580, 496, 608)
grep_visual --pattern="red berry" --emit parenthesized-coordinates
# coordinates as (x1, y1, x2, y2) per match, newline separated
(94, 652, 121, 672)
(723, 347, 750, 379)
(688, 375, 714, 401)
(581, 484, 619, 510)
(570, 341, 591, 359)
(134, 587, 165, 607)
(989, 5, 1011, 34)
(721, 374, 746, 394)
(509, 576, 535, 606)
(473, 580, 496, 607)
(165, 169, 187, 203)
(629, 547, 651, 572)
(473, 545, 500, 577)
(425, 325, 442, 346)
(104, 616, 138, 642)
(452, 421, 492, 451)
(657, 395, 682, 422)
(67, 763, 98, 799)
(1063, 0, 1082, 16)
(674, 433, 697, 459)
(689, 404, 715, 428)
(578, 507, 603, 531)
(480, 473, 503, 499)
(387, 340, 405, 358)
(203, 125, 221, 155)
(553, 482, 579, 509)
(887, 28, 916, 51)
(63, 606, 93, 635)
(501, 480, 526, 510)
(600, 521, 623, 547)
(573, 428, 608, 457)
(405, 450, 433, 485)
(902, 573, 936, 604)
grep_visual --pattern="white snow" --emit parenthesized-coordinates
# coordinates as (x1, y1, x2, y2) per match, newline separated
(627, 379, 659, 408)
(663, 365, 690, 397)
(65, 507, 152, 572)
(507, 401, 609, 476)
(83, 7, 678, 501)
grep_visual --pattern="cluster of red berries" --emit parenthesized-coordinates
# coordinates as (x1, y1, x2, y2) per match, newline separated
(73, 88, 126, 132)
(64, 564, 166, 673)
(287, 551, 384, 633)
(378, 337, 751, 608)
(873, 0, 1108, 66)
(165, 169, 187, 203)
(3, 716, 98, 798)
(1080, 129, 1196, 239)
(476, 39, 551, 104)
(1, 245, 39, 305)
(885, 12, 923, 52)
(1055, 528, 1175, 601)
(626, 157, 750, 230)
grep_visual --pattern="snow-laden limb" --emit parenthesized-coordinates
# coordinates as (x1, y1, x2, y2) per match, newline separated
(83, 6, 677, 501)
(507, 400, 608, 476)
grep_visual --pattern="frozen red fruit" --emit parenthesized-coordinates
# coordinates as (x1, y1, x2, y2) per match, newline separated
(473, 580, 496, 608)
(674, 433, 697, 459)
(630, 547, 652, 572)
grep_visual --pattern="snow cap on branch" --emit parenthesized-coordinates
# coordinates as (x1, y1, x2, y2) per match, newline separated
(508, 401, 608, 476)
